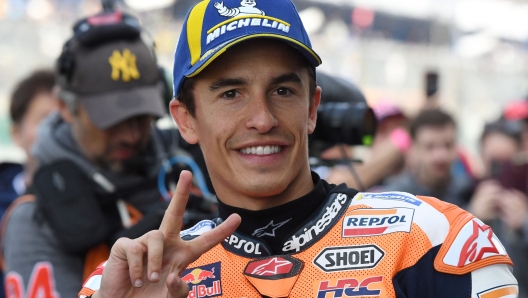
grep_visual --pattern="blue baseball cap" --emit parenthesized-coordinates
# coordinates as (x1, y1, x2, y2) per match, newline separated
(172, 0, 322, 97)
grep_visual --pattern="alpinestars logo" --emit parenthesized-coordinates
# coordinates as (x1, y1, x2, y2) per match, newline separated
(248, 257, 292, 276)
(283, 193, 348, 252)
(214, 0, 265, 18)
(252, 219, 291, 237)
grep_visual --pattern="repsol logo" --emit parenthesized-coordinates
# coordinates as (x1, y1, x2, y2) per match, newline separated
(224, 234, 262, 255)
(347, 215, 407, 226)
(283, 193, 348, 252)
(342, 208, 414, 238)
(313, 245, 385, 272)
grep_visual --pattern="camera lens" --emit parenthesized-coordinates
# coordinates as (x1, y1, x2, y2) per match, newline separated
(314, 102, 377, 146)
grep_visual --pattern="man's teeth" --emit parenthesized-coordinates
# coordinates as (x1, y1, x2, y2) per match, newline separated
(240, 145, 282, 155)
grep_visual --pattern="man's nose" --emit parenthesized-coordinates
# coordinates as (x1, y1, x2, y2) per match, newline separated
(112, 117, 144, 143)
(245, 95, 279, 133)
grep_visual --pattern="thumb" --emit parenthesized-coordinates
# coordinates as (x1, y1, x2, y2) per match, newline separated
(167, 273, 189, 298)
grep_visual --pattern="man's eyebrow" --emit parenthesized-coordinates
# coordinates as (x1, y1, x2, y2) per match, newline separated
(209, 77, 247, 91)
(270, 73, 303, 86)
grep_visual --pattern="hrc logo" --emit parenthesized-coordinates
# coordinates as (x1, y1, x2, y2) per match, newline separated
(316, 276, 383, 298)
(108, 49, 140, 82)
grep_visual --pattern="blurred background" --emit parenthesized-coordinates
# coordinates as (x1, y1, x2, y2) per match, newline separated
(2, 0, 528, 296)
(1, 0, 528, 162)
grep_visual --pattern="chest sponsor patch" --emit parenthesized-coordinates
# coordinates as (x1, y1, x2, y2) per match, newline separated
(313, 245, 385, 272)
(342, 207, 414, 237)
(315, 276, 384, 298)
(181, 262, 222, 298)
(477, 284, 518, 298)
(443, 219, 507, 267)
(358, 192, 422, 206)
(244, 256, 303, 279)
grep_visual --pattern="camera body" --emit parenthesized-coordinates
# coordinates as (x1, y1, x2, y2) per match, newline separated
(310, 72, 377, 158)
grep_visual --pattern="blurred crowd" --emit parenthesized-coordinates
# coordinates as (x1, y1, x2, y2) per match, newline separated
(1, 1, 528, 298)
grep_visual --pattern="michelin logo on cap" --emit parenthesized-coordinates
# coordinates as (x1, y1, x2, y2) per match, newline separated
(207, 0, 291, 45)
(214, 0, 265, 17)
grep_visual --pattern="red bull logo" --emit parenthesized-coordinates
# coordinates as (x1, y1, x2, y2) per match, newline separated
(342, 208, 414, 238)
(181, 262, 222, 298)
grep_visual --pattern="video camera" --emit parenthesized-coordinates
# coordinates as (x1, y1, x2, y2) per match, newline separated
(309, 73, 377, 158)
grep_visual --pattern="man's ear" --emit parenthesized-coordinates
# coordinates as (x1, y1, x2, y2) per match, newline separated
(10, 125, 22, 148)
(170, 99, 199, 144)
(307, 86, 322, 134)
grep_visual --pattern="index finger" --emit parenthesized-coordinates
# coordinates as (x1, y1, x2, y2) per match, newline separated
(159, 170, 193, 238)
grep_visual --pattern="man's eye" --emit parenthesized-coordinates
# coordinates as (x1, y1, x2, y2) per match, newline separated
(222, 90, 239, 99)
(275, 88, 292, 96)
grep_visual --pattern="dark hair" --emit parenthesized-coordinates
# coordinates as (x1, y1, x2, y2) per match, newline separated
(177, 64, 317, 117)
(481, 119, 522, 145)
(409, 109, 456, 140)
(10, 70, 55, 124)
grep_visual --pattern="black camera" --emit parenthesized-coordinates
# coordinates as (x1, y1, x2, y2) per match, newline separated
(310, 72, 377, 152)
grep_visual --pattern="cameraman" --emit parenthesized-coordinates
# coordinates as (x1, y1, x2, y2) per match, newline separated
(2, 11, 212, 298)
(310, 73, 407, 190)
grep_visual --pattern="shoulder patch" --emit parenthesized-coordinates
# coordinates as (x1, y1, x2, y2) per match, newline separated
(435, 218, 512, 275)
(180, 220, 216, 238)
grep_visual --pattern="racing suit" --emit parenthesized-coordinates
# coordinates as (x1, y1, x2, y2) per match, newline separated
(80, 173, 518, 298)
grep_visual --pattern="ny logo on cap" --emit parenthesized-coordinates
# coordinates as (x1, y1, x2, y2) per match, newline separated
(108, 49, 140, 82)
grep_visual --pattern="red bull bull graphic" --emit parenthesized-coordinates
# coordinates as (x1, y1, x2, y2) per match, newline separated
(181, 262, 222, 298)
(342, 208, 414, 238)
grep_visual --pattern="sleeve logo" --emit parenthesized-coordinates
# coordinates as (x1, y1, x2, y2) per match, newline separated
(477, 284, 518, 298)
(5, 262, 59, 298)
(443, 219, 507, 267)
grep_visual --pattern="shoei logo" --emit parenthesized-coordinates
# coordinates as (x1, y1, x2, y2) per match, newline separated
(206, 0, 291, 45)
(108, 49, 140, 82)
(313, 245, 385, 273)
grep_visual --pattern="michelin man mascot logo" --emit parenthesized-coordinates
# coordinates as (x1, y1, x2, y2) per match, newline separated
(214, 0, 265, 17)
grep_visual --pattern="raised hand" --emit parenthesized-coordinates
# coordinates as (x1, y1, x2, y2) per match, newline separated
(93, 170, 241, 298)
(214, 1, 225, 10)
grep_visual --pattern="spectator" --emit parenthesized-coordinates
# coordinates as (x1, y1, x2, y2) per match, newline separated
(468, 119, 528, 297)
(379, 109, 471, 207)
(1, 70, 58, 219)
(2, 11, 211, 298)
(0, 70, 58, 298)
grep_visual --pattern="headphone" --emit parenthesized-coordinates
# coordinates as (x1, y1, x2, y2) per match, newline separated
(56, 10, 173, 112)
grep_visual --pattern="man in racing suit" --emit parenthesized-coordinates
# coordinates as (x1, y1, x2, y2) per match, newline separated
(80, 0, 518, 297)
